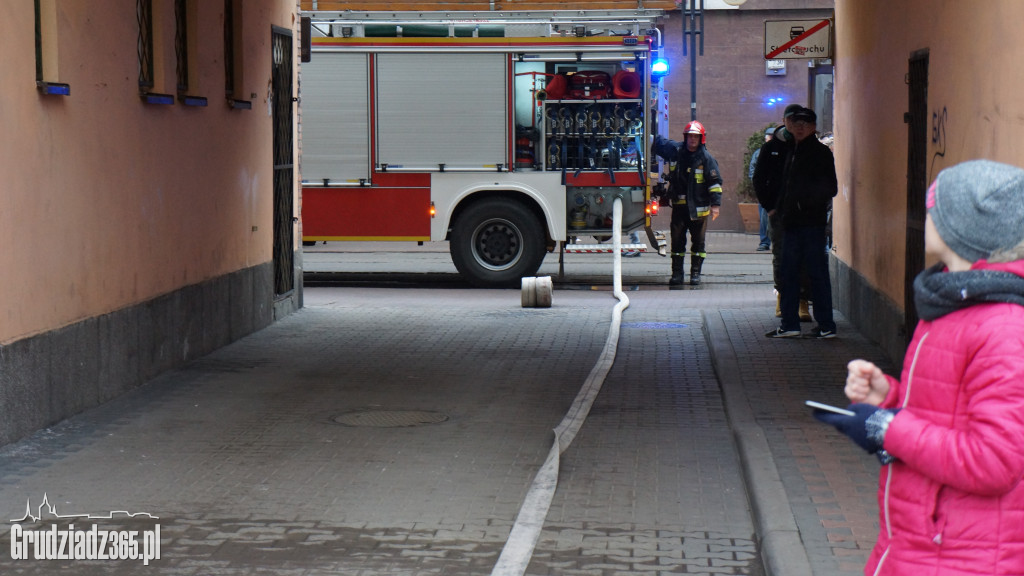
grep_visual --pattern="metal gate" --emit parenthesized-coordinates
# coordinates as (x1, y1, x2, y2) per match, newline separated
(272, 27, 295, 296)
(904, 50, 929, 342)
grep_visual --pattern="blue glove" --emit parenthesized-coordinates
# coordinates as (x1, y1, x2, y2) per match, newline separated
(813, 403, 899, 455)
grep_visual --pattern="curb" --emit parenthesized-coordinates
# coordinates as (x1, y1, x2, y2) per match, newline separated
(703, 310, 814, 576)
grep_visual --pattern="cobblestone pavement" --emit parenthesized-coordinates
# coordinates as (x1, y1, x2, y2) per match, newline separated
(0, 233, 887, 575)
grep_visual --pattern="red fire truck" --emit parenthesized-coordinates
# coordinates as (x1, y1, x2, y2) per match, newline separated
(300, 10, 666, 287)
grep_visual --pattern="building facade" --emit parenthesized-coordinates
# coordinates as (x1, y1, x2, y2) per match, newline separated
(0, 1, 301, 445)
(658, 0, 835, 232)
(831, 1, 1024, 364)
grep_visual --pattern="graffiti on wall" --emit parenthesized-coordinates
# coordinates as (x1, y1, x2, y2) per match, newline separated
(930, 106, 947, 181)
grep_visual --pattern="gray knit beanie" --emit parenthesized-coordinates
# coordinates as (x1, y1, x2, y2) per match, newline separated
(928, 160, 1024, 262)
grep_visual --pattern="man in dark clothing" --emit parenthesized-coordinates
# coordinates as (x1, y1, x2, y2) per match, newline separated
(754, 103, 811, 320)
(653, 120, 723, 286)
(765, 107, 839, 338)
(754, 104, 799, 267)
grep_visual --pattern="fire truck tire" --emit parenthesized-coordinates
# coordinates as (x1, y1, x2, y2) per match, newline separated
(450, 198, 546, 288)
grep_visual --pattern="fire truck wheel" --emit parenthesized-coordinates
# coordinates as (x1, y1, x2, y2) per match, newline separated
(450, 198, 546, 288)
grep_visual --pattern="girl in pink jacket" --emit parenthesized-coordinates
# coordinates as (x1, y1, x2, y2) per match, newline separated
(815, 160, 1024, 575)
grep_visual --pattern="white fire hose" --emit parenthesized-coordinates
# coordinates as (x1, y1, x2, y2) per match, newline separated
(492, 197, 630, 576)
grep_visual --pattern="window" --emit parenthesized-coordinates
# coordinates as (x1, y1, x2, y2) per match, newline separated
(34, 0, 69, 95)
(137, 0, 154, 91)
(137, 0, 173, 104)
(224, 0, 250, 109)
(175, 0, 206, 106)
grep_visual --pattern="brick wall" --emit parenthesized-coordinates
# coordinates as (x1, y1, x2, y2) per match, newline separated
(661, 8, 833, 232)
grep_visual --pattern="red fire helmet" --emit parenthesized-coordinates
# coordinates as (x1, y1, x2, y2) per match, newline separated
(683, 120, 706, 144)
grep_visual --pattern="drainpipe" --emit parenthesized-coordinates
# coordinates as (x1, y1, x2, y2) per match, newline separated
(682, 0, 704, 120)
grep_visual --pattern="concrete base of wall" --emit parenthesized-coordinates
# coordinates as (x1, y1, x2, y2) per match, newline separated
(830, 255, 908, 372)
(0, 262, 293, 447)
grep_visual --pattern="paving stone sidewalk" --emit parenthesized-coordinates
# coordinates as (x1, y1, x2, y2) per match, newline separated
(0, 234, 890, 576)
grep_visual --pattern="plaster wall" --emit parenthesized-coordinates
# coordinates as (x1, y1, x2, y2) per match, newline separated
(0, 2, 299, 445)
(832, 0, 1024, 309)
(0, 1, 299, 346)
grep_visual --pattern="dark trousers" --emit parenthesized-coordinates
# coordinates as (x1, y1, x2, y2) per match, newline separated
(670, 205, 707, 271)
(768, 212, 785, 290)
(780, 226, 835, 332)
(758, 205, 770, 248)
(769, 212, 811, 298)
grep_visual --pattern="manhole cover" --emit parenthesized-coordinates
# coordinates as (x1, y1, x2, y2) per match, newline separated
(331, 410, 449, 428)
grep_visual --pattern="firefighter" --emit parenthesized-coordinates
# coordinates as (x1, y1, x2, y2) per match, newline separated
(653, 121, 723, 285)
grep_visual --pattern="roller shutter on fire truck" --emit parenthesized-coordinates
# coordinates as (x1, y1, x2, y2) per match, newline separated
(376, 54, 508, 170)
(301, 53, 507, 180)
(300, 51, 516, 249)
(301, 53, 370, 184)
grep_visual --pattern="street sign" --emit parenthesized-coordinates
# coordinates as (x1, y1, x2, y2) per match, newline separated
(764, 19, 832, 60)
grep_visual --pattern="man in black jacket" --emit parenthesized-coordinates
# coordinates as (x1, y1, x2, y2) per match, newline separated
(754, 104, 811, 321)
(765, 107, 838, 338)
(653, 121, 723, 286)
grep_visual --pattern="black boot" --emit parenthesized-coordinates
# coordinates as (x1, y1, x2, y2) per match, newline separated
(689, 255, 704, 285)
(669, 255, 685, 286)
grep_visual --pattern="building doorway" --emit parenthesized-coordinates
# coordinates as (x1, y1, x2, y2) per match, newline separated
(904, 50, 929, 342)
(272, 27, 295, 296)
(808, 61, 834, 136)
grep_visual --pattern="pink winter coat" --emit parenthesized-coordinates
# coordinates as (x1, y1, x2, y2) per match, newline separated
(869, 260, 1024, 575)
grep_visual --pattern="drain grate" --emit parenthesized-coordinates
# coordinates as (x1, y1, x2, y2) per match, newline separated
(331, 410, 449, 428)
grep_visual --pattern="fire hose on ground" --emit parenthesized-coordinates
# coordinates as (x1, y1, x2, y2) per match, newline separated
(492, 196, 630, 576)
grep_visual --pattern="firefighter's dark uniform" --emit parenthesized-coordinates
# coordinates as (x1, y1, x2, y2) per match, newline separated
(654, 135, 724, 285)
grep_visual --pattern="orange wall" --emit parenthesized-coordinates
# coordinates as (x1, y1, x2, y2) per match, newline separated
(833, 0, 1024, 307)
(0, 1, 298, 344)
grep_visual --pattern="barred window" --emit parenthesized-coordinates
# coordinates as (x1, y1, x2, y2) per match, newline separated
(225, 0, 250, 108)
(137, 0, 175, 104)
(224, 0, 234, 97)
(175, 0, 190, 93)
(137, 0, 154, 91)
(175, 0, 206, 105)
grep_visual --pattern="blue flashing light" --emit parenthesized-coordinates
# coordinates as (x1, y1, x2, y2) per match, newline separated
(765, 96, 786, 107)
(651, 58, 669, 77)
